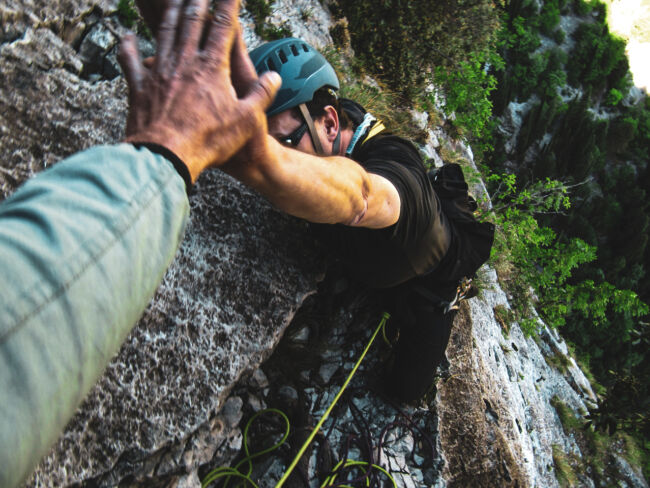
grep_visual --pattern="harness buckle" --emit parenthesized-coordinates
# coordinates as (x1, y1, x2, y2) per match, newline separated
(445, 278, 474, 313)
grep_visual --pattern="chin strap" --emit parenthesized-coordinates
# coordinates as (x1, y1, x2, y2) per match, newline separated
(332, 127, 342, 155)
(298, 103, 325, 155)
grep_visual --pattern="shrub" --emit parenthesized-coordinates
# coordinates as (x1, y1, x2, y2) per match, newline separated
(246, 0, 291, 40)
(540, 0, 561, 36)
(117, 0, 152, 37)
(605, 88, 623, 106)
(336, 0, 501, 98)
(484, 173, 648, 333)
(568, 22, 628, 96)
(432, 49, 502, 153)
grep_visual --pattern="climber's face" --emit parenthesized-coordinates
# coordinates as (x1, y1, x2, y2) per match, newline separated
(268, 109, 323, 155)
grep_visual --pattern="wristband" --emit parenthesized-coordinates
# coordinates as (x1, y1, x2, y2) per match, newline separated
(131, 142, 193, 195)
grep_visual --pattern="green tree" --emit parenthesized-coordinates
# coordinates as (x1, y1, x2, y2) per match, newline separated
(336, 0, 501, 98)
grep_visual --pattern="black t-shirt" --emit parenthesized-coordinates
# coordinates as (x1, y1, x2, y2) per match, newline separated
(315, 120, 452, 288)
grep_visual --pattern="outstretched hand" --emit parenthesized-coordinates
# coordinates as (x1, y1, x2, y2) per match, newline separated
(118, 0, 281, 183)
(218, 20, 279, 181)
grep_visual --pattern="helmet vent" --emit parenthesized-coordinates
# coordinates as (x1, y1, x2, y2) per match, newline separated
(267, 58, 277, 72)
(279, 49, 288, 64)
(302, 44, 309, 52)
(290, 44, 299, 56)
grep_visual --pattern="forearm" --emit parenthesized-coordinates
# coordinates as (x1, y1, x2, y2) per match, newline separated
(0, 144, 189, 487)
(224, 135, 400, 228)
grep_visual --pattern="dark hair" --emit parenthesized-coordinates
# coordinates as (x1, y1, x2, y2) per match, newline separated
(290, 88, 353, 130)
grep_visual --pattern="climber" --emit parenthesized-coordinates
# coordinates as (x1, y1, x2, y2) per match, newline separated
(230, 37, 495, 401)
(129, 0, 494, 400)
(0, 0, 280, 486)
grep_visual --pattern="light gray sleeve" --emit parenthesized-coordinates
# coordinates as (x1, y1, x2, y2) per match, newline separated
(0, 143, 190, 487)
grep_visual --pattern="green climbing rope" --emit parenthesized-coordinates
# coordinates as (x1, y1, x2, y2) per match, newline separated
(321, 459, 397, 487)
(275, 312, 391, 487)
(202, 312, 393, 488)
(202, 408, 290, 488)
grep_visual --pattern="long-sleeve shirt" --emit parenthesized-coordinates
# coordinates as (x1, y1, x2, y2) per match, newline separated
(0, 143, 189, 488)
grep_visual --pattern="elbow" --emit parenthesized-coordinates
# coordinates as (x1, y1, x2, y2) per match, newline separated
(346, 195, 368, 226)
(345, 178, 370, 226)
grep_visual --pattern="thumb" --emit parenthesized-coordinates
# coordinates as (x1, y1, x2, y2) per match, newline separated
(244, 71, 281, 113)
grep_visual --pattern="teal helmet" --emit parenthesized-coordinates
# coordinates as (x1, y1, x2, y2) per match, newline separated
(249, 38, 340, 116)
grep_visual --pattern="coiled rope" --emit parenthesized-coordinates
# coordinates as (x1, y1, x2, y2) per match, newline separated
(202, 409, 290, 488)
(202, 312, 392, 487)
(275, 312, 391, 487)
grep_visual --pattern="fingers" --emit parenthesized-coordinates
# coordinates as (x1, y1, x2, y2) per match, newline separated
(203, 0, 241, 64)
(154, 0, 183, 74)
(118, 32, 145, 95)
(177, 0, 209, 60)
(230, 23, 259, 97)
(242, 71, 282, 114)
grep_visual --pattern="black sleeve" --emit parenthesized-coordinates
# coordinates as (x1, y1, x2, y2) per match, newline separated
(355, 135, 435, 247)
(130, 142, 193, 195)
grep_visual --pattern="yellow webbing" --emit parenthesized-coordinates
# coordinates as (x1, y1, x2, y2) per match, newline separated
(361, 121, 386, 146)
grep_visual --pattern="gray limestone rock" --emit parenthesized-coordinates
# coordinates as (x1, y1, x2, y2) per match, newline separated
(267, 0, 335, 49)
(78, 22, 117, 77)
(1, 5, 326, 487)
(0, 0, 115, 44)
(0, 27, 125, 199)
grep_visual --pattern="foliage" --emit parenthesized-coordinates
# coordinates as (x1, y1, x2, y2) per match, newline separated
(117, 0, 152, 38)
(494, 11, 569, 105)
(539, 0, 561, 36)
(431, 49, 503, 154)
(546, 349, 571, 373)
(494, 13, 542, 104)
(604, 87, 623, 106)
(586, 371, 650, 436)
(493, 304, 515, 335)
(245, 0, 291, 40)
(486, 0, 650, 456)
(485, 173, 648, 335)
(552, 444, 580, 488)
(551, 395, 650, 483)
(117, 0, 138, 28)
(567, 21, 629, 98)
(335, 0, 501, 99)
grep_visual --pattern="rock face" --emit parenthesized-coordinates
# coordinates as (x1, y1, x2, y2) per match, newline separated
(438, 268, 595, 488)
(202, 266, 603, 488)
(1, 1, 324, 486)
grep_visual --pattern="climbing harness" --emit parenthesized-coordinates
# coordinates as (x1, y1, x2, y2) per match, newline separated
(410, 277, 476, 315)
(445, 278, 476, 313)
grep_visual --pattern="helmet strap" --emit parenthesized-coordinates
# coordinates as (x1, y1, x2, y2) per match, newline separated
(332, 128, 341, 155)
(298, 103, 325, 155)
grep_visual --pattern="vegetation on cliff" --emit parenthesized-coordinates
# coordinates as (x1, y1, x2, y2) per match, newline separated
(487, 0, 649, 474)
(334, 0, 649, 479)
